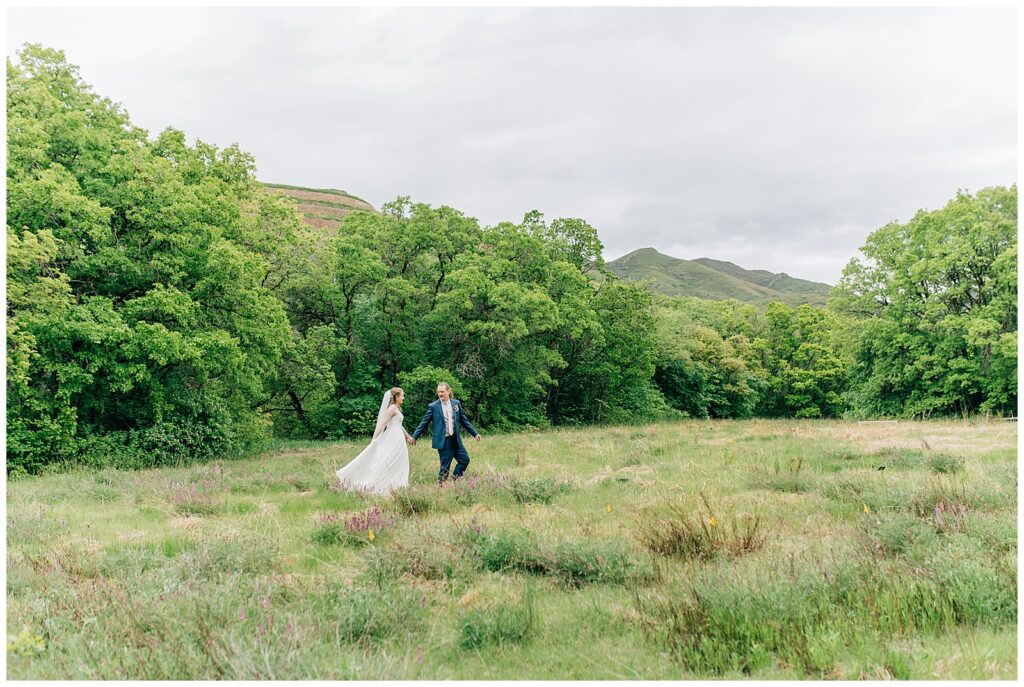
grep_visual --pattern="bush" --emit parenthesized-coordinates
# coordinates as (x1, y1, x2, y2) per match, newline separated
(397, 366, 464, 419)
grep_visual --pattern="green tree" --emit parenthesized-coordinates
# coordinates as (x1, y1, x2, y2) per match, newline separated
(7, 45, 292, 472)
(752, 303, 849, 418)
(832, 185, 1017, 417)
(653, 303, 760, 419)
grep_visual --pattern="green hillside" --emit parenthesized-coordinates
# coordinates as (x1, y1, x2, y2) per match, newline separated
(606, 248, 831, 306)
(261, 182, 376, 232)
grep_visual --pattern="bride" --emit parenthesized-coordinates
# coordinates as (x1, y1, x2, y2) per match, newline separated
(335, 387, 415, 494)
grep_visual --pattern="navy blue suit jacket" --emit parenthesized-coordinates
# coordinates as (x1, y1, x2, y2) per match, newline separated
(412, 399, 479, 449)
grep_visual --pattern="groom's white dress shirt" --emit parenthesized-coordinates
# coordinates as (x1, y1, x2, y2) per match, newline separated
(442, 400, 454, 436)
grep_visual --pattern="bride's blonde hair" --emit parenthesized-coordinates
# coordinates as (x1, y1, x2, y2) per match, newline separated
(388, 387, 403, 406)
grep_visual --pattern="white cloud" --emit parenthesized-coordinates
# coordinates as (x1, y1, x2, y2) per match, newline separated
(7, 6, 1016, 283)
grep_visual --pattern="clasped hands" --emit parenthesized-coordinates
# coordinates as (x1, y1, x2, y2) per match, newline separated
(405, 435, 482, 446)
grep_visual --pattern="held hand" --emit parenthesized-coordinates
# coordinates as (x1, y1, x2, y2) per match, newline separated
(475, 434, 482, 443)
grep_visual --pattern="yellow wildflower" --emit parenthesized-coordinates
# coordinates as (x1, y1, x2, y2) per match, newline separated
(368, 529, 375, 542)
(606, 504, 612, 513)
(7, 628, 45, 656)
(709, 516, 717, 528)
(863, 504, 869, 514)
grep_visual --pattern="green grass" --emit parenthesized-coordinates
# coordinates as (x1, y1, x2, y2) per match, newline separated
(459, 587, 537, 649)
(6, 419, 1017, 679)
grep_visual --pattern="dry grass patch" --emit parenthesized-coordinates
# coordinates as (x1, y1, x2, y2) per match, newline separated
(638, 493, 767, 561)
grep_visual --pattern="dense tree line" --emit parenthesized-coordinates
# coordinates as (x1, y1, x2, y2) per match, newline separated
(6, 46, 1018, 475)
(652, 296, 852, 419)
(5, 46, 664, 474)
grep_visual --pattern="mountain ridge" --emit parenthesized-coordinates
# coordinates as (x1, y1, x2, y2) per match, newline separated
(266, 183, 830, 306)
(606, 247, 831, 306)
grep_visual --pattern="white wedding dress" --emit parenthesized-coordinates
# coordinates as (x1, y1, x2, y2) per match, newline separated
(336, 401, 409, 495)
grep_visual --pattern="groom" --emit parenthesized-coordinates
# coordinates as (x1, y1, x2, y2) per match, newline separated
(411, 382, 482, 483)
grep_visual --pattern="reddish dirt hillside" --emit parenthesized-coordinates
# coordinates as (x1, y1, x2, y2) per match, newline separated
(261, 183, 376, 232)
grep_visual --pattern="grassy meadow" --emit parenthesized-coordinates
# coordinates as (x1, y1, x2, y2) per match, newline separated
(6, 419, 1017, 679)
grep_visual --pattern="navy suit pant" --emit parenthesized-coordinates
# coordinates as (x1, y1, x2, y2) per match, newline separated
(438, 435, 470, 483)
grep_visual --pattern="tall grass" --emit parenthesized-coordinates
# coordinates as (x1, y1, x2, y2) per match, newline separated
(459, 587, 537, 649)
(636, 552, 1016, 676)
(6, 418, 1016, 679)
(638, 492, 766, 561)
(459, 525, 647, 587)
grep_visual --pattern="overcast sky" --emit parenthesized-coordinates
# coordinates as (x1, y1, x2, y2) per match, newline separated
(7, 6, 1017, 283)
